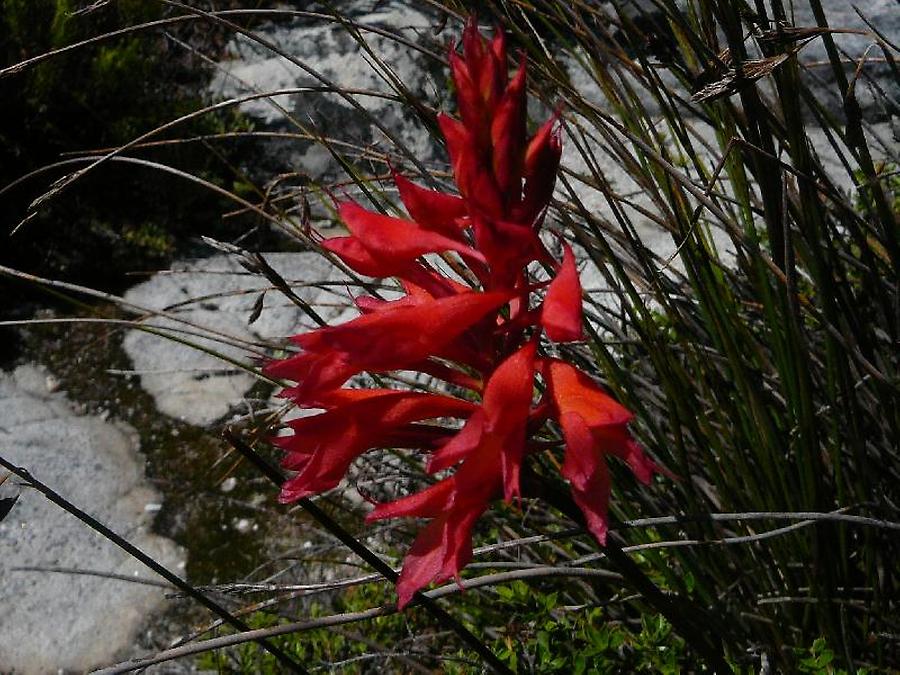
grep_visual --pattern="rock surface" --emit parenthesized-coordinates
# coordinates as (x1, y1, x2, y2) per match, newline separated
(0, 364, 184, 674)
(122, 252, 354, 426)
(210, 2, 442, 182)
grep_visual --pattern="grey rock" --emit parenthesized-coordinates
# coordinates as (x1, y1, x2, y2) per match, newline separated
(605, 0, 898, 118)
(122, 252, 355, 426)
(210, 1, 443, 182)
(0, 364, 184, 674)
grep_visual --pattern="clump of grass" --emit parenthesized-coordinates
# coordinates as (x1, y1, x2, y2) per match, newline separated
(437, 0, 897, 669)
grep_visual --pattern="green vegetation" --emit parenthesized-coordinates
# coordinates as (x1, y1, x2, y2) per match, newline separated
(0, 0, 251, 291)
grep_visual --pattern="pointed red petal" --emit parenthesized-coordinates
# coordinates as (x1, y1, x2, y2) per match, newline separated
(427, 410, 485, 473)
(393, 172, 468, 235)
(277, 392, 475, 502)
(472, 217, 547, 287)
(277, 291, 510, 402)
(265, 350, 356, 401)
(487, 30, 508, 99)
(491, 59, 527, 196)
(438, 113, 476, 197)
(321, 236, 393, 277)
(395, 514, 448, 608)
(517, 116, 562, 225)
(449, 50, 483, 134)
(481, 340, 536, 502)
(366, 477, 455, 522)
(592, 425, 661, 484)
(395, 504, 483, 608)
(339, 201, 483, 265)
(542, 242, 584, 342)
(461, 17, 486, 76)
(438, 114, 503, 217)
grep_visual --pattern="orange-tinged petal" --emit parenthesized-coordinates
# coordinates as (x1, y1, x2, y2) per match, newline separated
(559, 411, 612, 545)
(591, 425, 660, 484)
(544, 358, 633, 427)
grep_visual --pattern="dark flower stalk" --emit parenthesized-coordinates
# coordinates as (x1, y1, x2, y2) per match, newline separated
(266, 18, 662, 608)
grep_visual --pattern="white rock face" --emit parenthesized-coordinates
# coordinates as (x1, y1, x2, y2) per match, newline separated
(0, 364, 184, 674)
(210, 1, 442, 179)
(558, 119, 895, 271)
(122, 252, 355, 426)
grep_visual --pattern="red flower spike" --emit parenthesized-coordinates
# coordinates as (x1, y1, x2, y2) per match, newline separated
(542, 242, 585, 342)
(265, 19, 660, 607)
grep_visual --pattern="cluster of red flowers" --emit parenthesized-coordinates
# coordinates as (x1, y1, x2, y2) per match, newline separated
(266, 19, 659, 608)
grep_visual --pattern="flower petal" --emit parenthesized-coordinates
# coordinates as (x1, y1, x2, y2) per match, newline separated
(321, 236, 394, 277)
(559, 411, 612, 545)
(490, 59, 527, 197)
(277, 392, 475, 502)
(516, 116, 562, 225)
(438, 114, 503, 217)
(339, 201, 483, 265)
(481, 339, 536, 502)
(427, 410, 485, 473)
(544, 358, 633, 427)
(273, 291, 510, 401)
(366, 477, 455, 522)
(393, 172, 468, 235)
(395, 503, 484, 608)
(449, 50, 484, 138)
(542, 242, 584, 342)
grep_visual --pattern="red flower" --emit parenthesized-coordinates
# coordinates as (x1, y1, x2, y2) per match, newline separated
(267, 17, 662, 608)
